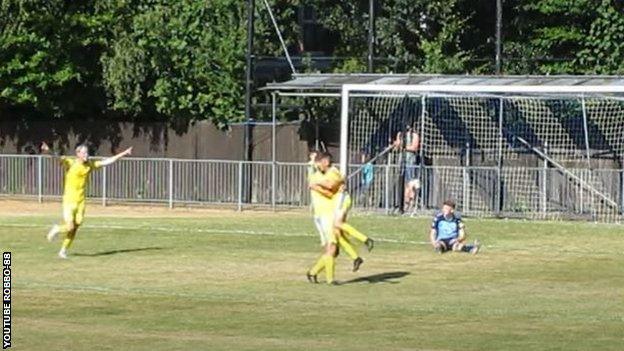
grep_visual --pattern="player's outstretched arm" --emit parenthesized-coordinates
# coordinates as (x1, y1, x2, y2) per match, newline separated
(99, 147, 133, 166)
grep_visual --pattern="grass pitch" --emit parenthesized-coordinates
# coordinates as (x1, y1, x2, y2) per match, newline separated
(1, 201, 623, 350)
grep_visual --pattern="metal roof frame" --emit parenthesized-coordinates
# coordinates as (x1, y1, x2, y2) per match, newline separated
(263, 73, 624, 93)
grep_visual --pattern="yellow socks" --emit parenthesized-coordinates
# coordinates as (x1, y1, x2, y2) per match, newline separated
(338, 235, 359, 260)
(309, 255, 326, 275)
(309, 255, 335, 284)
(324, 255, 335, 284)
(341, 223, 368, 243)
(61, 230, 76, 250)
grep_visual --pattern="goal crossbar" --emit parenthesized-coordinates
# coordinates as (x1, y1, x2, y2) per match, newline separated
(341, 84, 624, 94)
(339, 83, 624, 174)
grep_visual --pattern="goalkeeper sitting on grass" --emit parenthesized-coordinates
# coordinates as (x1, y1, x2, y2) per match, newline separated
(430, 200, 480, 255)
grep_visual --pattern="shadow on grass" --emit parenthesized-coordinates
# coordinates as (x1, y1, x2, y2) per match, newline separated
(340, 271, 410, 285)
(73, 247, 166, 257)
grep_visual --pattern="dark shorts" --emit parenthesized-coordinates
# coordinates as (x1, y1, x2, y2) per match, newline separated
(404, 165, 417, 182)
(404, 157, 421, 181)
(436, 238, 459, 251)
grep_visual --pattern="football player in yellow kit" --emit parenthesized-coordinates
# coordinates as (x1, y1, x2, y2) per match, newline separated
(315, 152, 374, 254)
(41, 142, 132, 258)
(307, 151, 364, 274)
(307, 152, 374, 284)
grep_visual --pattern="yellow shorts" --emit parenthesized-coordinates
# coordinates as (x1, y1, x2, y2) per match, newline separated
(314, 215, 337, 245)
(63, 201, 86, 226)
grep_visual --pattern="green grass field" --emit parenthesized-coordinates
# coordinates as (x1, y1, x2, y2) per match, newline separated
(2, 204, 623, 350)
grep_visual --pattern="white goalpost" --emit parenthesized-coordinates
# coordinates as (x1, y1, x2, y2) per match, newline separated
(339, 83, 624, 221)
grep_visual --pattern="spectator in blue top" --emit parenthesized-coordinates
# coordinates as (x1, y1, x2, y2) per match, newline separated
(360, 152, 374, 193)
(430, 200, 480, 254)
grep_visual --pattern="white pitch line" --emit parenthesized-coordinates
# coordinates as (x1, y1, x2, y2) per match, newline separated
(0, 222, 432, 245)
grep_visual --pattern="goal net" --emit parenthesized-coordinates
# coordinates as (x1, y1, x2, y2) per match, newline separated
(340, 84, 624, 222)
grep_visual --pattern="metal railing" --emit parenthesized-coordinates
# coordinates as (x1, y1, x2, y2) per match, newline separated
(0, 154, 622, 222)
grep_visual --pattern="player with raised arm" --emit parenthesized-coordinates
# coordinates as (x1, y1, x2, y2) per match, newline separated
(307, 152, 374, 283)
(41, 142, 133, 259)
(306, 154, 340, 285)
(317, 152, 374, 252)
(306, 151, 364, 285)
(307, 150, 329, 246)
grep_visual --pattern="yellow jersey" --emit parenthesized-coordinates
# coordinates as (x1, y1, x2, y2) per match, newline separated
(61, 157, 102, 203)
(324, 166, 345, 195)
(310, 165, 346, 216)
(325, 166, 350, 209)
(309, 169, 333, 216)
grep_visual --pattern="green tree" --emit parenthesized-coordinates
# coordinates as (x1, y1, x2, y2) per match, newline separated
(503, 0, 595, 74)
(5, 0, 624, 130)
(0, 0, 109, 118)
(100, 0, 248, 128)
(312, 0, 472, 73)
(576, 0, 624, 74)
